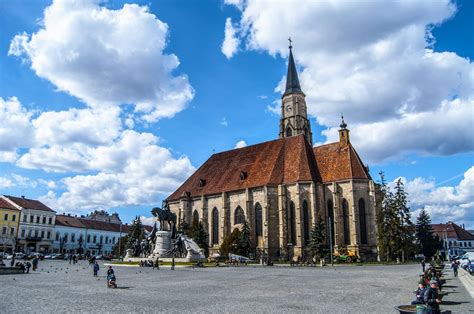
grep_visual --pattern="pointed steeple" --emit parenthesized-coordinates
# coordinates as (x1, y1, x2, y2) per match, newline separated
(283, 38, 304, 97)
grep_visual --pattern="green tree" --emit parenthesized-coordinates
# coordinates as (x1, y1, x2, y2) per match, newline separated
(126, 216, 144, 249)
(305, 213, 328, 263)
(393, 179, 416, 262)
(376, 171, 395, 261)
(415, 209, 442, 259)
(178, 218, 190, 235)
(219, 228, 241, 258)
(190, 221, 209, 257)
(237, 220, 252, 257)
(112, 235, 128, 257)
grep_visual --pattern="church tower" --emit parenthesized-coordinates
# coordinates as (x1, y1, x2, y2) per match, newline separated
(279, 40, 313, 144)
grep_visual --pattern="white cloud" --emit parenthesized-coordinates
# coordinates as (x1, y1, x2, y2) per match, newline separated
(0, 177, 13, 189)
(9, 0, 194, 122)
(394, 166, 474, 229)
(140, 216, 157, 227)
(0, 97, 33, 157)
(224, 0, 246, 10)
(220, 117, 228, 127)
(234, 140, 247, 149)
(38, 130, 195, 211)
(222, 17, 240, 59)
(226, 0, 474, 163)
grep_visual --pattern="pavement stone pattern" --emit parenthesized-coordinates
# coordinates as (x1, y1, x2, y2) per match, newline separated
(0, 261, 472, 313)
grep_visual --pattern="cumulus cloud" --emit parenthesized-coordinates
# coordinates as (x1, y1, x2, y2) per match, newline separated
(394, 166, 474, 229)
(0, 177, 13, 189)
(225, 0, 474, 163)
(234, 140, 247, 149)
(140, 216, 157, 227)
(222, 18, 240, 59)
(37, 130, 195, 211)
(9, 0, 194, 122)
(0, 97, 33, 158)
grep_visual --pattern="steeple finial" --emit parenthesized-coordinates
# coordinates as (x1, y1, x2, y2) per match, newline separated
(340, 114, 347, 129)
(283, 38, 304, 97)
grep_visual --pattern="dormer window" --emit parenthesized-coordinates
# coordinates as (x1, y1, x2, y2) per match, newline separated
(199, 179, 206, 187)
(240, 171, 248, 181)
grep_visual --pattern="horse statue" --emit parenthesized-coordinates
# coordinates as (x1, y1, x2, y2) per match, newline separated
(151, 200, 177, 238)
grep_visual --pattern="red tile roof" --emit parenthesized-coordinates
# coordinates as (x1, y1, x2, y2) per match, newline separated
(313, 142, 370, 183)
(0, 197, 18, 210)
(3, 195, 55, 212)
(168, 135, 370, 201)
(432, 222, 474, 241)
(55, 214, 153, 234)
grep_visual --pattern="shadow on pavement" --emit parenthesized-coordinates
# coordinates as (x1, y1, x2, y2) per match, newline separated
(442, 300, 470, 306)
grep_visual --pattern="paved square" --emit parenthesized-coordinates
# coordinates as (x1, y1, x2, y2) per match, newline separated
(0, 261, 471, 313)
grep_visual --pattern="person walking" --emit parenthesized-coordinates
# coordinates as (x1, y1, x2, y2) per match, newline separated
(69, 254, 73, 264)
(421, 259, 426, 272)
(93, 261, 99, 277)
(32, 256, 39, 271)
(154, 258, 160, 270)
(451, 260, 459, 277)
(423, 279, 441, 314)
(25, 261, 31, 274)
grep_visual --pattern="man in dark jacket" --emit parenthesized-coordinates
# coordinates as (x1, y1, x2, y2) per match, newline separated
(424, 279, 441, 314)
(411, 281, 426, 305)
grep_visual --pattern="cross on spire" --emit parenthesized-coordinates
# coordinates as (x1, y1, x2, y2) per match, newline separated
(288, 37, 293, 49)
(340, 114, 347, 129)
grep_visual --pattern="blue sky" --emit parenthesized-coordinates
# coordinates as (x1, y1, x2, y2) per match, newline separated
(0, 0, 473, 227)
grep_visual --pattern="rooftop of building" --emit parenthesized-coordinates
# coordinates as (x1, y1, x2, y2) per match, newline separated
(432, 221, 474, 241)
(2, 195, 55, 212)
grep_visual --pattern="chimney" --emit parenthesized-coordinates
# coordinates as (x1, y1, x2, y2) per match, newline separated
(21, 195, 25, 199)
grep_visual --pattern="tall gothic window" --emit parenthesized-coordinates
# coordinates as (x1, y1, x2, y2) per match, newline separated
(286, 126, 292, 137)
(342, 199, 350, 245)
(359, 198, 368, 244)
(212, 208, 219, 245)
(255, 203, 263, 238)
(289, 201, 296, 245)
(234, 206, 245, 225)
(327, 199, 335, 244)
(192, 210, 199, 226)
(302, 200, 310, 245)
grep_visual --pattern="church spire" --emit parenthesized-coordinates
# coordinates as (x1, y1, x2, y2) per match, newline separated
(283, 38, 304, 97)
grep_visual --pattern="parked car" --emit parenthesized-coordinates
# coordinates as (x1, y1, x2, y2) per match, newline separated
(467, 263, 474, 275)
(95, 255, 103, 260)
(458, 252, 474, 269)
(5, 252, 26, 260)
(44, 253, 61, 259)
(26, 252, 44, 260)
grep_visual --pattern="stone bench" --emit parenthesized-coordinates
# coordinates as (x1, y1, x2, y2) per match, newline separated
(0, 266, 25, 275)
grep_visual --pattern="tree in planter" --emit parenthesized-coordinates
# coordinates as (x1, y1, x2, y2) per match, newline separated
(415, 209, 442, 260)
(306, 213, 328, 263)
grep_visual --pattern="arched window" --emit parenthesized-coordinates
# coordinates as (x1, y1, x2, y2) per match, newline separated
(286, 127, 292, 137)
(192, 210, 199, 226)
(289, 201, 296, 245)
(327, 200, 335, 244)
(255, 203, 263, 238)
(234, 206, 245, 225)
(448, 241, 452, 247)
(212, 208, 219, 245)
(303, 200, 310, 245)
(105, 236, 109, 244)
(342, 199, 350, 245)
(359, 198, 367, 244)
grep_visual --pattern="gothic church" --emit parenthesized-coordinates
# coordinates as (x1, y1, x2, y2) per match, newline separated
(167, 44, 378, 260)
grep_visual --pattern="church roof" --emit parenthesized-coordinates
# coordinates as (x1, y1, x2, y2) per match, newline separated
(313, 142, 370, 183)
(167, 135, 370, 201)
(283, 47, 304, 97)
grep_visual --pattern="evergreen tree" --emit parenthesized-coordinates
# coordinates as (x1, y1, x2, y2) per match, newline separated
(219, 228, 241, 258)
(126, 216, 144, 249)
(376, 171, 395, 261)
(112, 235, 128, 257)
(415, 209, 441, 259)
(305, 213, 328, 262)
(237, 220, 252, 257)
(190, 221, 209, 257)
(393, 179, 416, 262)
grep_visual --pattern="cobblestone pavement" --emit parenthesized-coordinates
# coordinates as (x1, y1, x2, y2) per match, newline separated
(0, 261, 472, 313)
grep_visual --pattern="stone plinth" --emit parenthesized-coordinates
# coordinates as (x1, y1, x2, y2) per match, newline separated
(153, 231, 172, 257)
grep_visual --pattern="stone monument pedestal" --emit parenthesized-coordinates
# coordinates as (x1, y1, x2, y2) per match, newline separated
(153, 231, 172, 257)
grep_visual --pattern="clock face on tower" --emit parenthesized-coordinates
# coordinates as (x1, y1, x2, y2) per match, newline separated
(285, 104, 292, 112)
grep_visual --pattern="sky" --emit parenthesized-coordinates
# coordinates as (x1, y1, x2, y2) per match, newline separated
(0, 0, 473, 228)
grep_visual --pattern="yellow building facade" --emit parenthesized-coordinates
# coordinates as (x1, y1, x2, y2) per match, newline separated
(0, 197, 20, 253)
